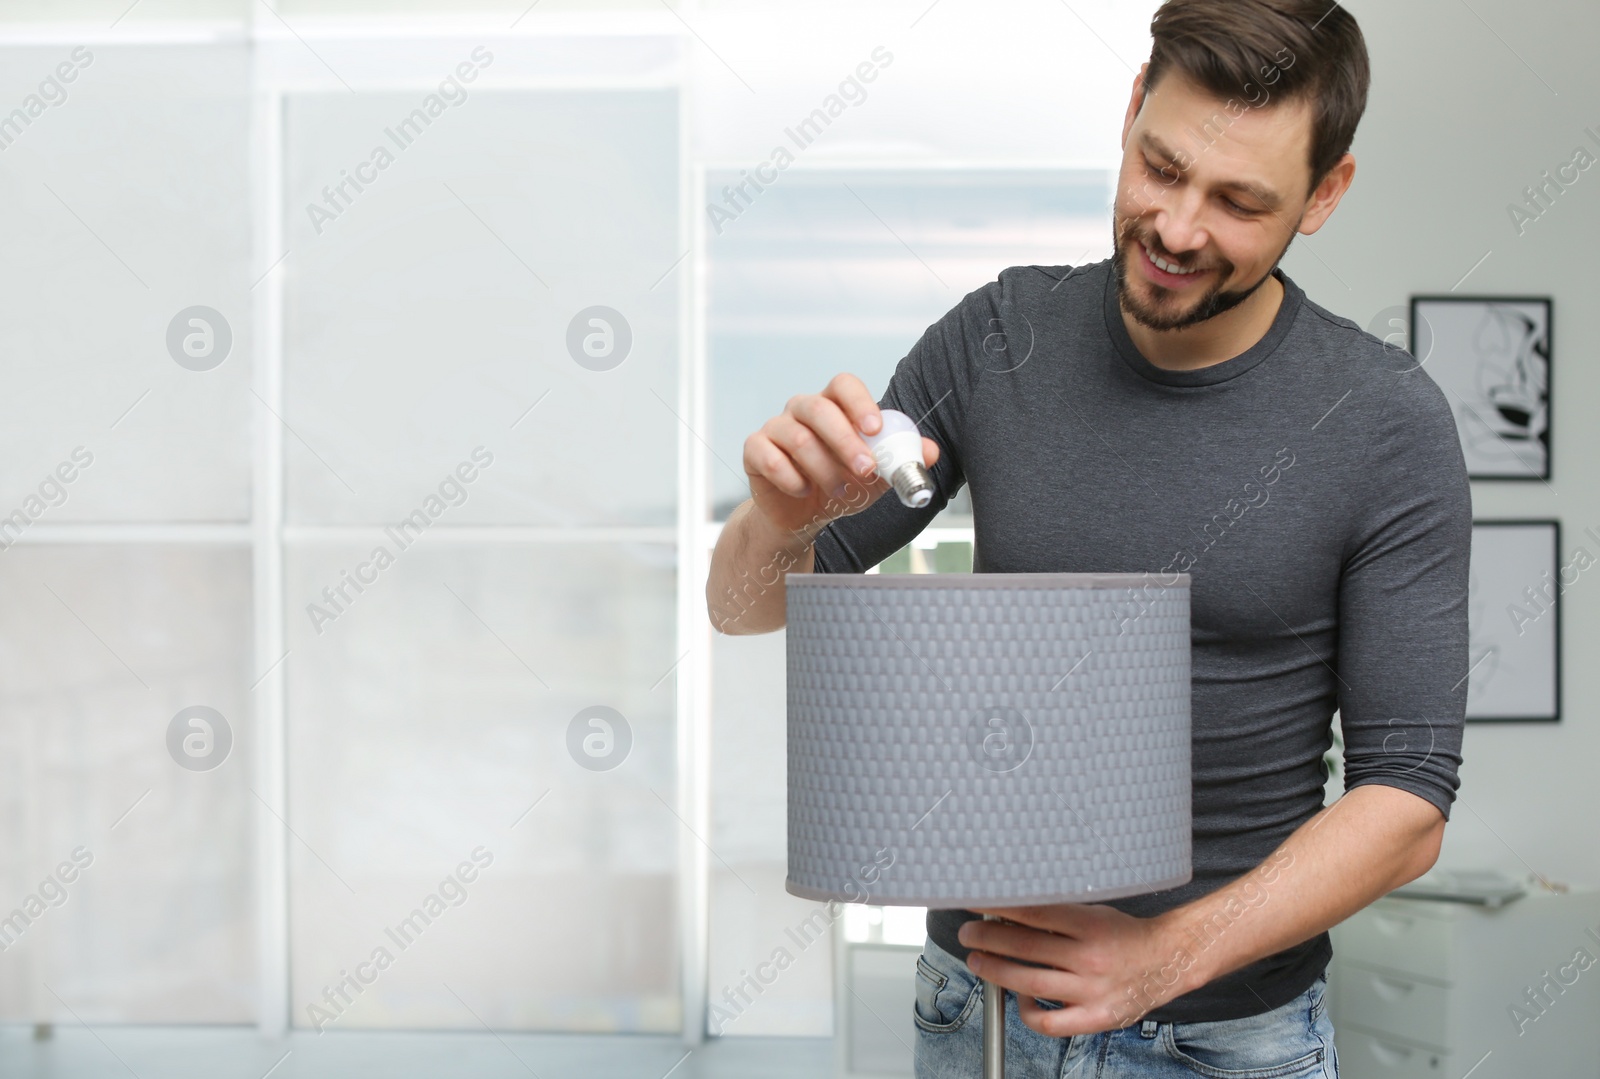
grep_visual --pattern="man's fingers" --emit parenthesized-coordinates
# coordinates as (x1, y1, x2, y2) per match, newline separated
(961, 921, 1077, 968)
(966, 896, 1094, 934)
(823, 373, 882, 436)
(739, 374, 916, 518)
(922, 436, 941, 469)
(766, 414, 853, 497)
(971, 952, 1132, 1038)
(1016, 994, 1121, 1039)
(788, 395, 878, 481)
(969, 904, 1090, 936)
(966, 951, 1086, 1003)
(743, 432, 810, 498)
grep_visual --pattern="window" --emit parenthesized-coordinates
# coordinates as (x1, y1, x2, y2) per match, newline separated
(704, 166, 1113, 1035)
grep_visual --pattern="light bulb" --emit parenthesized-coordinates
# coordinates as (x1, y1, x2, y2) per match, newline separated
(863, 409, 934, 509)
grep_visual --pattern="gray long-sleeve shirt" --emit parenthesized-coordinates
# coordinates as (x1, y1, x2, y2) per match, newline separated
(809, 256, 1472, 1023)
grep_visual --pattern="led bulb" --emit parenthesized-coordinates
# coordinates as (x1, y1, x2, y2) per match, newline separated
(863, 409, 935, 509)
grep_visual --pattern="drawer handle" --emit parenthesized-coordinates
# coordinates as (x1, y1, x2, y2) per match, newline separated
(1372, 913, 1415, 936)
(1368, 1039, 1413, 1066)
(1370, 974, 1417, 1000)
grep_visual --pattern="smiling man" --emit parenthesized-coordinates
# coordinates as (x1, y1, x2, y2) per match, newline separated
(706, 1, 1471, 1075)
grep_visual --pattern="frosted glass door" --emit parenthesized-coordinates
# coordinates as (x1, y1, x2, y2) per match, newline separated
(283, 83, 682, 1032)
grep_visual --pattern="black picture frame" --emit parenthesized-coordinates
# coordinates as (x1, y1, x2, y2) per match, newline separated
(1465, 519, 1563, 723)
(1411, 295, 1552, 480)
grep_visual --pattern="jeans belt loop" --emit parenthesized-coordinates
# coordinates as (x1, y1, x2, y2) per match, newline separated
(1139, 1019, 1159, 1039)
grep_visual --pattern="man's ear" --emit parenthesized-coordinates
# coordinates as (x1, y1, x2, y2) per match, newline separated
(1123, 62, 1150, 149)
(1297, 152, 1357, 237)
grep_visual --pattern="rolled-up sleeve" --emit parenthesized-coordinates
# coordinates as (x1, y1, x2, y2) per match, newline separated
(1335, 376, 1473, 819)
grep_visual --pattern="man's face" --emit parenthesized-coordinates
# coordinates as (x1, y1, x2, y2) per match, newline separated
(1113, 67, 1314, 332)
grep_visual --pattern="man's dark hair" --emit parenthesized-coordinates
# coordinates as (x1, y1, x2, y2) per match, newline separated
(1142, 0, 1371, 199)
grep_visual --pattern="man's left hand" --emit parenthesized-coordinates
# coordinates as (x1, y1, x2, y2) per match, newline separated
(959, 903, 1190, 1037)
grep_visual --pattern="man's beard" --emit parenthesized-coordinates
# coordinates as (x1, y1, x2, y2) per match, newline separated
(1111, 213, 1296, 333)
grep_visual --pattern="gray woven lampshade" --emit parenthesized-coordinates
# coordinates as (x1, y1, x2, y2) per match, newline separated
(785, 572, 1192, 909)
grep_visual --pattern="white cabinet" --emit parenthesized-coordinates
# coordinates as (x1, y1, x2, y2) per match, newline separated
(1328, 888, 1600, 1078)
(832, 934, 920, 1078)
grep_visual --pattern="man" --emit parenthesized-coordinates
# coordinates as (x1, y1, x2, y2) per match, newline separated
(707, 0, 1470, 1074)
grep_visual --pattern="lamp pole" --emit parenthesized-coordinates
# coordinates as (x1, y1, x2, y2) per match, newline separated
(981, 913, 1005, 1078)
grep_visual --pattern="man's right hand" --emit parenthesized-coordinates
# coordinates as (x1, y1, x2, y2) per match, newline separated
(741, 373, 942, 538)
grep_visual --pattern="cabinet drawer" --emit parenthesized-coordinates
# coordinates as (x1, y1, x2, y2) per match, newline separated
(1338, 1026, 1451, 1079)
(1339, 964, 1449, 1050)
(1339, 905, 1452, 981)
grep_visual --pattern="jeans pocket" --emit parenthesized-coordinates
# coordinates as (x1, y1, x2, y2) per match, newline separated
(912, 946, 981, 1033)
(1161, 987, 1327, 1079)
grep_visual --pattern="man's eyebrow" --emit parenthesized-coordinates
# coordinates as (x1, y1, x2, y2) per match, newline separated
(1139, 132, 1284, 208)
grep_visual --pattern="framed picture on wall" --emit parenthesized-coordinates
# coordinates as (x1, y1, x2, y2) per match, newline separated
(1465, 520, 1563, 723)
(1412, 295, 1552, 480)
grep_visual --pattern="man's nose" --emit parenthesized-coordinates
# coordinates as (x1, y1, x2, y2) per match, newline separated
(1147, 188, 1211, 258)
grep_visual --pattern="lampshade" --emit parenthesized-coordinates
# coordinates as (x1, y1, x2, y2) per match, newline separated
(785, 571, 1192, 909)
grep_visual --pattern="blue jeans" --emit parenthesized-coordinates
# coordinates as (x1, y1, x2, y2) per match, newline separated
(912, 936, 1338, 1078)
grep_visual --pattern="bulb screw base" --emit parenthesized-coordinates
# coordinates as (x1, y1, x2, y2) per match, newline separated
(888, 462, 935, 509)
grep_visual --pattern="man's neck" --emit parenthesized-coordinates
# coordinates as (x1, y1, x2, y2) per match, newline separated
(1122, 271, 1285, 372)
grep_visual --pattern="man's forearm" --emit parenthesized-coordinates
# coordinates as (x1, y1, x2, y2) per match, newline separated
(1150, 784, 1445, 1009)
(706, 499, 818, 635)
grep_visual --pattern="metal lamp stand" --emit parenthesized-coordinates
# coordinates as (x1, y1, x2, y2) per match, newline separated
(981, 913, 1005, 1078)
